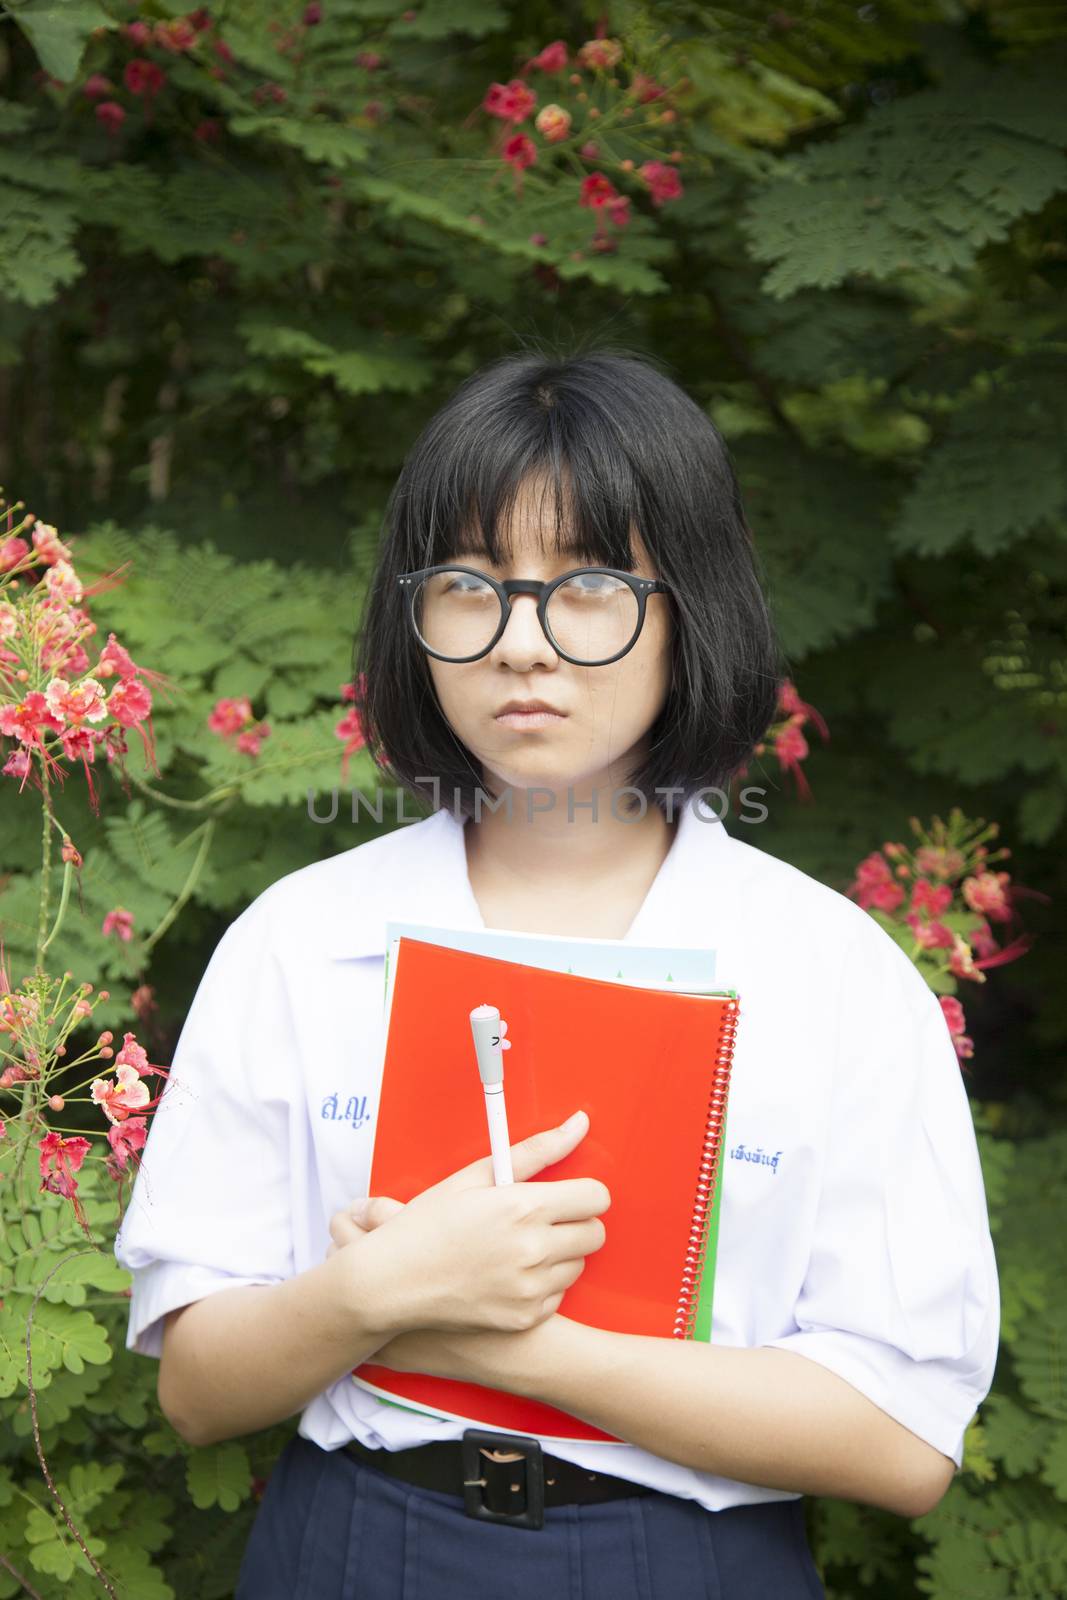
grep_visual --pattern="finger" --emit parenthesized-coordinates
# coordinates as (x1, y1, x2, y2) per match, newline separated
(535, 1217, 607, 1265)
(349, 1195, 406, 1231)
(521, 1177, 612, 1223)
(429, 1112, 591, 1195)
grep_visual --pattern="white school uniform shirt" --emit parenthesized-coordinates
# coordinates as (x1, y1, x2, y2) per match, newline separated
(114, 795, 1000, 1513)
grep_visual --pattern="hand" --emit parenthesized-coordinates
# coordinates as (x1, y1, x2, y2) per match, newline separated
(328, 1110, 610, 1340)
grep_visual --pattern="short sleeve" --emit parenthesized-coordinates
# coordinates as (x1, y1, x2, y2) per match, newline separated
(762, 924, 1001, 1470)
(114, 899, 298, 1359)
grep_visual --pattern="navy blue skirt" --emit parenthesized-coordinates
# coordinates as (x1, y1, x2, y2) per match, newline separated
(235, 1433, 827, 1599)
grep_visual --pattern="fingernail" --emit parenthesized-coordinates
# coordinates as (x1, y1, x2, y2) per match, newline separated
(562, 1110, 587, 1131)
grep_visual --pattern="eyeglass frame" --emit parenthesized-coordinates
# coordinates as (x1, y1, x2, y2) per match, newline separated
(397, 563, 671, 667)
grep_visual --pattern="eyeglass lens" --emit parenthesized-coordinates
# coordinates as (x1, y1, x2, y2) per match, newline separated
(412, 569, 642, 663)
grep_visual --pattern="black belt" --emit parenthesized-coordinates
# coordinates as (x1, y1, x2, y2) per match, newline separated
(343, 1426, 652, 1531)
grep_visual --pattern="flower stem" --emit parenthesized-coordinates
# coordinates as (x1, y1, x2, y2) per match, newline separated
(35, 770, 53, 976)
(143, 818, 216, 955)
(40, 855, 73, 958)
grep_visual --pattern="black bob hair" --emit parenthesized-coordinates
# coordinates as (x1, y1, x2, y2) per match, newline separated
(353, 347, 785, 821)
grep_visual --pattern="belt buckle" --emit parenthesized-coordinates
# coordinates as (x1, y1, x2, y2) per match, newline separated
(461, 1428, 545, 1530)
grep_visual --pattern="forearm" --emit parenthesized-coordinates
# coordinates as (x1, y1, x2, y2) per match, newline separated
(396, 1318, 954, 1519)
(158, 1248, 396, 1449)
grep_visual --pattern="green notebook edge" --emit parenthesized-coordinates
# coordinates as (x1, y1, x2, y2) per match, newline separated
(691, 1095, 729, 1342)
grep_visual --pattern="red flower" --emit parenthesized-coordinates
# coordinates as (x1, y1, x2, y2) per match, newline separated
(95, 101, 127, 134)
(578, 173, 620, 209)
(525, 40, 568, 73)
(631, 72, 667, 103)
(502, 132, 537, 195)
(638, 160, 683, 206)
(38, 1131, 92, 1228)
(124, 58, 166, 97)
(482, 78, 536, 123)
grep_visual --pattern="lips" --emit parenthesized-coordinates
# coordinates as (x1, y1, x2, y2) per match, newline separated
(495, 701, 565, 716)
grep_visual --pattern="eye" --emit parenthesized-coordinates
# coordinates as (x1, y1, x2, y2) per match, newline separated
(557, 571, 626, 596)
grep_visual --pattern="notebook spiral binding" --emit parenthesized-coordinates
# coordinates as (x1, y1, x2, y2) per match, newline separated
(672, 997, 740, 1340)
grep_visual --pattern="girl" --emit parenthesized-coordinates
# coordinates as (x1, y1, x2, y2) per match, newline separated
(115, 350, 1000, 1599)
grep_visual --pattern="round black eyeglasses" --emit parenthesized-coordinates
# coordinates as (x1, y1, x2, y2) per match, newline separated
(397, 565, 671, 666)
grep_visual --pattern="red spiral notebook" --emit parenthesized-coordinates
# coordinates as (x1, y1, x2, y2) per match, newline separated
(350, 936, 740, 1442)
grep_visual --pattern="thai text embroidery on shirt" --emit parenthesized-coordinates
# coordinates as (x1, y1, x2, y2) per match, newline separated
(729, 1142, 782, 1175)
(322, 1092, 372, 1129)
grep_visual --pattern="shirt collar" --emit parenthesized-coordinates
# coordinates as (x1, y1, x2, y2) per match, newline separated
(322, 794, 734, 960)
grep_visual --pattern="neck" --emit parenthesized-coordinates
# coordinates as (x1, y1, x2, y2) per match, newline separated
(463, 774, 676, 902)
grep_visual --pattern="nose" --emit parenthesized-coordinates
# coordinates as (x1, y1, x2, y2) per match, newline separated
(488, 593, 558, 670)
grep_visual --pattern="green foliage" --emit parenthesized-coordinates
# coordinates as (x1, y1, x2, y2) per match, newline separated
(741, 51, 1067, 295)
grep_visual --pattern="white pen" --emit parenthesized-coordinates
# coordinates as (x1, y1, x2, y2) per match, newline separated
(469, 1004, 513, 1185)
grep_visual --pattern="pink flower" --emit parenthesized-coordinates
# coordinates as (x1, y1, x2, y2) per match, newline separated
(82, 73, 113, 98)
(208, 695, 252, 736)
(96, 632, 139, 679)
(235, 723, 270, 756)
(910, 878, 953, 918)
(482, 79, 536, 123)
(102, 907, 135, 942)
(631, 72, 667, 103)
(773, 717, 811, 798)
(0, 535, 30, 571)
(607, 196, 631, 228)
(44, 675, 108, 725)
(356, 49, 382, 69)
(905, 913, 956, 950)
(776, 679, 830, 740)
(577, 38, 622, 69)
(638, 159, 683, 206)
(91, 1061, 151, 1124)
(32, 521, 71, 566)
(847, 851, 907, 913)
(125, 20, 152, 44)
(107, 676, 152, 726)
(962, 870, 1012, 924)
(939, 995, 974, 1062)
(107, 1115, 148, 1169)
(114, 1031, 152, 1075)
(44, 559, 83, 604)
(534, 103, 571, 142)
(0, 690, 65, 746)
(915, 844, 967, 881)
(526, 40, 568, 73)
(154, 15, 199, 50)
